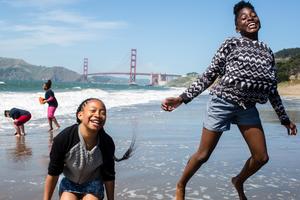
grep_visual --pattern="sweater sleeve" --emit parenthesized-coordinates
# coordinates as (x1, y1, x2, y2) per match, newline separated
(268, 53, 290, 126)
(269, 89, 290, 125)
(48, 132, 67, 176)
(180, 38, 231, 104)
(100, 133, 116, 181)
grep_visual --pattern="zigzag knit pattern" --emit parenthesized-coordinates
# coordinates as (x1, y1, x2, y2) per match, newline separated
(180, 37, 290, 125)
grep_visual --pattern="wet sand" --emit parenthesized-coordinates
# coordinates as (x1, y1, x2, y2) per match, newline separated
(0, 96, 299, 200)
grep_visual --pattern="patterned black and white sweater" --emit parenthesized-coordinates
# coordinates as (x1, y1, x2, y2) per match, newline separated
(180, 37, 290, 125)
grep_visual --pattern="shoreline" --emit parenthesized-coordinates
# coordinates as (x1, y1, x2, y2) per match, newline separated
(0, 91, 299, 199)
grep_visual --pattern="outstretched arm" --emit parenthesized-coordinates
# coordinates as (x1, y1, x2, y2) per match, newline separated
(161, 38, 232, 111)
(179, 39, 231, 104)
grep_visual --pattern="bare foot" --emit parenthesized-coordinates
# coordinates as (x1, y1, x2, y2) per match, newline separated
(48, 128, 53, 132)
(232, 177, 247, 200)
(175, 184, 185, 200)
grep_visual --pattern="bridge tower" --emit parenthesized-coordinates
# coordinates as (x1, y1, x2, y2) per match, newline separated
(129, 49, 137, 84)
(83, 58, 88, 81)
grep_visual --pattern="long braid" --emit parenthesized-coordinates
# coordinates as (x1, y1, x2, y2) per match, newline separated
(76, 98, 136, 162)
(114, 133, 136, 162)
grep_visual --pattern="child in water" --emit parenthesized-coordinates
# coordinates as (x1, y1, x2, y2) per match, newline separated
(4, 108, 31, 136)
(43, 98, 134, 200)
(161, 1, 297, 200)
(43, 80, 60, 131)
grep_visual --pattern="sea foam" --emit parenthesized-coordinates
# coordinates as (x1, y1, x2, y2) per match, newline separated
(0, 87, 183, 126)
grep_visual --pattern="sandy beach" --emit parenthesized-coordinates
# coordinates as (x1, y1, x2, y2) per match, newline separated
(278, 83, 300, 99)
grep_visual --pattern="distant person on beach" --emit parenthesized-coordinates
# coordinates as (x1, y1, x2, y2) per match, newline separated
(4, 108, 31, 136)
(43, 98, 135, 200)
(43, 80, 60, 131)
(161, 1, 297, 200)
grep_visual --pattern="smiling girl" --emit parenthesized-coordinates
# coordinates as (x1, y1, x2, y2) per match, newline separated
(43, 98, 134, 200)
(161, 1, 297, 200)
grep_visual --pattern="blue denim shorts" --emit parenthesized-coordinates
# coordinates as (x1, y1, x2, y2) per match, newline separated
(203, 95, 261, 132)
(59, 177, 104, 199)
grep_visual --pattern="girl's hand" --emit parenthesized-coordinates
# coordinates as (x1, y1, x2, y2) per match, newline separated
(161, 96, 183, 112)
(285, 121, 297, 135)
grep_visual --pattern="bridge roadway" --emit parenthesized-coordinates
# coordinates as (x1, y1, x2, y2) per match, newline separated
(87, 72, 181, 77)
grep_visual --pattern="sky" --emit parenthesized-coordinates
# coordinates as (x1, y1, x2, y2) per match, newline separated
(0, 0, 300, 76)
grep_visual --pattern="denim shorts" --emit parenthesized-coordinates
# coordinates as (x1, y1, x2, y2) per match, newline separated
(203, 95, 261, 132)
(59, 177, 104, 199)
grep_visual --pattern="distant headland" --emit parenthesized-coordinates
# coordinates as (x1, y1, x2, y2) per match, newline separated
(0, 57, 81, 82)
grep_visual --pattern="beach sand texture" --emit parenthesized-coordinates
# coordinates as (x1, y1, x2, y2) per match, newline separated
(0, 95, 299, 200)
(278, 83, 300, 99)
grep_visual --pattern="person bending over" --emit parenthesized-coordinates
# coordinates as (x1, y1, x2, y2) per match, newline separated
(4, 108, 31, 136)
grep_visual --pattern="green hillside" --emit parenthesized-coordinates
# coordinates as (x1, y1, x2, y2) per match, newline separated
(275, 48, 300, 58)
(275, 48, 300, 82)
(0, 57, 81, 82)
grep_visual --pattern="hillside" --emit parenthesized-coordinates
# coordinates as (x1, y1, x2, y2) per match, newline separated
(166, 72, 198, 87)
(275, 48, 300, 59)
(0, 57, 82, 82)
(275, 48, 300, 82)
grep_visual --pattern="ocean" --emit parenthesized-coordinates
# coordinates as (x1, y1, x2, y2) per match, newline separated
(0, 80, 182, 129)
(0, 80, 299, 200)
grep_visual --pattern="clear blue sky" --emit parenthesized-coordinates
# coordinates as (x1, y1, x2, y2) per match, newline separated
(0, 0, 299, 75)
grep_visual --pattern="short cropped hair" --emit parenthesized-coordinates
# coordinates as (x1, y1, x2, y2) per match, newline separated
(233, 1, 255, 25)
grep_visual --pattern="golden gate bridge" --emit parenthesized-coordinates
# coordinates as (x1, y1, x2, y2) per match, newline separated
(82, 49, 182, 86)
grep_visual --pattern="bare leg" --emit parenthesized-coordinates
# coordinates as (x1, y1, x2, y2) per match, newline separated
(175, 128, 222, 200)
(52, 117, 60, 129)
(20, 124, 25, 135)
(60, 192, 79, 200)
(83, 194, 100, 200)
(48, 118, 53, 131)
(232, 125, 269, 200)
(13, 124, 21, 136)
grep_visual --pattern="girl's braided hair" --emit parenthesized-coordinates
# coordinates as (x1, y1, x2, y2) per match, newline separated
(76, 98, 102, 123)
(75, 98, 136, 162)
